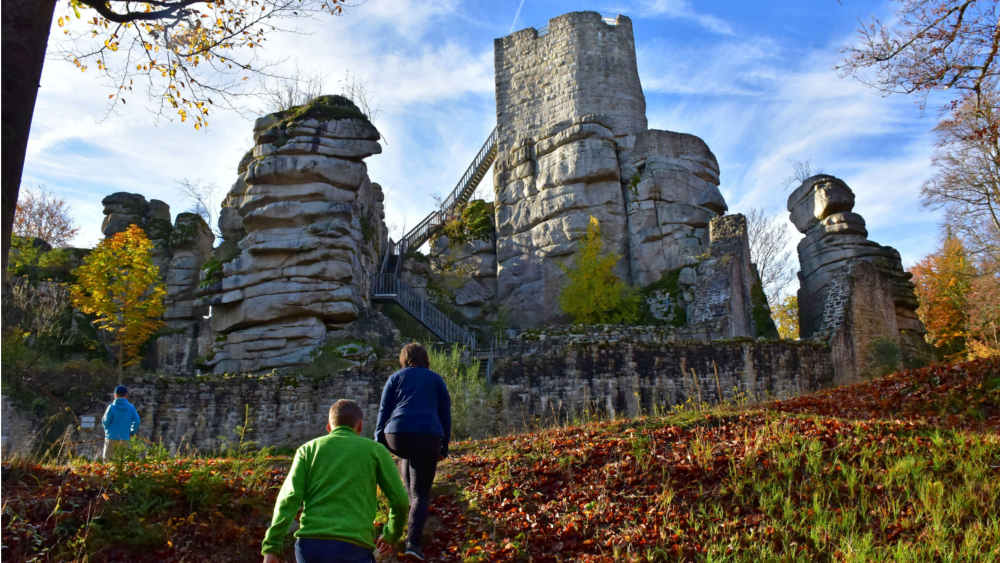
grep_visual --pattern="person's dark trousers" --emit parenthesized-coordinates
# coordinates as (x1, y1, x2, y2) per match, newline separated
(294, 538, 374, 563)
(384, 432, 441, 549)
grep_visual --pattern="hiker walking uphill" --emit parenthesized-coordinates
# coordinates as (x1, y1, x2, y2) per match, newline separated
(376, 343, 452, 562)
(102, 385, 141, 460)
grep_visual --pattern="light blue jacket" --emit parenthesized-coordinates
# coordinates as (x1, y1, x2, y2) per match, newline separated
(102, 398, 141, 440)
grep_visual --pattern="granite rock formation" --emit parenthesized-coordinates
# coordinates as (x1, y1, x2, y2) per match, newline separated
(619, 130, 726, 287)
(207, 96, 387, 373)
(789, 175, 927, 360)
(100, 192, 173, 273)
(492, 12, 729, 327)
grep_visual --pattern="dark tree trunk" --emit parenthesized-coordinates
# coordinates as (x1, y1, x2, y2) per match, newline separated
(1, 0, 58, 277)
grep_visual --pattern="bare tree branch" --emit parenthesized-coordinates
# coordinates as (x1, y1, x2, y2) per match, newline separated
(746, 206, 797, 306)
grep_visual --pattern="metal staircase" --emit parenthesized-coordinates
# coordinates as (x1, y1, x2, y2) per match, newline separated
(369, 127, 499, 352)
(391, 127, 498, 257)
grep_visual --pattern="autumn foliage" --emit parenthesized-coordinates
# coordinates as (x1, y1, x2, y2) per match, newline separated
(772, 295, 799, 340)
(71, 224, 166, 371)
(4, 359, 998, 562)
(911, 232, 1000, 360)
(559, 216, 641, 325)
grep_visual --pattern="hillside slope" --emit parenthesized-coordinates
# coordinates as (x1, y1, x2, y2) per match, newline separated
(2, 359, 998, 562)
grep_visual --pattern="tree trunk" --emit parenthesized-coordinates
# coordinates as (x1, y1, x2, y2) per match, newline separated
(1, 0, 58, 277)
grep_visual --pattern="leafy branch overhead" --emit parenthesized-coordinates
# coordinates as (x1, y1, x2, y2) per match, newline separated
(55, 0, 346, 128)
(839, 0, 1000, 110)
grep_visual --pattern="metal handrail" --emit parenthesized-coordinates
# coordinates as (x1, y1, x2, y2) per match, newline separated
(400, 128, 497, 252)
(525, 13, 621, 37)
(370, 272, 476, 351)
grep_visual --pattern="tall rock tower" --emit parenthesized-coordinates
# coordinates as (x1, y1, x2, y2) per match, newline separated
(493, 12, 730, 328)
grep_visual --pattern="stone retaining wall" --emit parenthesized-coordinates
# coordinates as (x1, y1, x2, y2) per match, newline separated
(491, 329, 833, 428)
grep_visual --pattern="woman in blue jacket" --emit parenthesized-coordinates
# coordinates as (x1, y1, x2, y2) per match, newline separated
(375, 343, 451, 561)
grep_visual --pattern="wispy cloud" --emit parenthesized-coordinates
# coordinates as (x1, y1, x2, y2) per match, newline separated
(639, 0, 734, 35)
(638, 32, 941, 264)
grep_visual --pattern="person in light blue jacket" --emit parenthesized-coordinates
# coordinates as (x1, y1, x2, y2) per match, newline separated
(102, 385, 141, 460)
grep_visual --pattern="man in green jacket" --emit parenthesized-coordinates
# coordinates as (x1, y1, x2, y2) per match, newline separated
(262, 400, 409, 563)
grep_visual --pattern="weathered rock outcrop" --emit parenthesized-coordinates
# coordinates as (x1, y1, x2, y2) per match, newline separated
(100, 192, 173, 273)
(152, 213, 215, 375)
(491, 12, 730, 328)
(207, 96, 387, 373)
(789, 175, 927, 360)
(493, 114, 628, 328)
(619, 130, 726, 287)
(402, 229, 499, 334)
(164, 213, 214, 323)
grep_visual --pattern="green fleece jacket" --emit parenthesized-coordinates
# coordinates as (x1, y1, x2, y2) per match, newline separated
(261, 426, 409, 555)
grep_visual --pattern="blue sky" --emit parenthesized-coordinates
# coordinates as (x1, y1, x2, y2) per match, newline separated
(24, 0, 949, 270)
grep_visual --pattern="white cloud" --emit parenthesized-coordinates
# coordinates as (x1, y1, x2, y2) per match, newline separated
(24, 0, 496, 248)
(638, 31, 942, 267)
(640, 0, 734, 35)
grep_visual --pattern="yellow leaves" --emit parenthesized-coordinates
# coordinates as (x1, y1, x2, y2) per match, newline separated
(558, 215, 642, 324)
(70, 224, 165, 368)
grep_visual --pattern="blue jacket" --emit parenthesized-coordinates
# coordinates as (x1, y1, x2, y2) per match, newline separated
(375, 367, 452, 455)
(102, 398, 141, 440)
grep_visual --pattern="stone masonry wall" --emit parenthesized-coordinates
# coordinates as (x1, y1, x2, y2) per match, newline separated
(492, 330, 833, 429)
(36, 368, 395, 457)
(813, 260, 899, 385)
(494, 12, 647, 148)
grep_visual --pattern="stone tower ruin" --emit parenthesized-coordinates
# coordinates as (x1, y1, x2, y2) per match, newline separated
(493, 12, 730, 328)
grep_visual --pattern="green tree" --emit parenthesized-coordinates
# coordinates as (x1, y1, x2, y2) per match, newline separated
(71, 224, 166, 375)
(558, 216, 641, 325)
(772, 295, 800, 340)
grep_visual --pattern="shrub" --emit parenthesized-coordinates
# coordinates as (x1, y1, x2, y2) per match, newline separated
(428, 343, 498, 440)
(867, 336, 902, 378)
(559, 216, 642, 325)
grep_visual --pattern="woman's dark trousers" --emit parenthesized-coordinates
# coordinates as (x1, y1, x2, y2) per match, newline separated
(384, 432, 441, 549)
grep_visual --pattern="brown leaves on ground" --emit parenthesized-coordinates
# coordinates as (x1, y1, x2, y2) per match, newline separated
(768, 357, 1000, 430)
(3, 359, 998, 562)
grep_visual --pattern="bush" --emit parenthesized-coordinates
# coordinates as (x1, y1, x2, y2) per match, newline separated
(559, 216, 642, 325)
(428, 343, 498, 440)
(867, 336, 902, 378)
(437, 200, 494, 247)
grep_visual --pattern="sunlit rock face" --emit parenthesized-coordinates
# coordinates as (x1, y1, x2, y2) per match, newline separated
(788, 175, 926, 359)
(618, 130, 726, 289)
(209, 96, 387, 373)
(491, 12, 730, 328)
(100, 192, 174, 274)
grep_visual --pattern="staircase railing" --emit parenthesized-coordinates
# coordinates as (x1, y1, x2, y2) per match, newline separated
(399, 127, 498, 252)
(370, 128, 500, 353)
(371, 272, 476, 351)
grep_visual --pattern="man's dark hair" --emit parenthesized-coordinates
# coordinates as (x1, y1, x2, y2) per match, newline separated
(115, 385, 129, 397)
(399, 343, 430, 368)
(329, 399, 364, 428)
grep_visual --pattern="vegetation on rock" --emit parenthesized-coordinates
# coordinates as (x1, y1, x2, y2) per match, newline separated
(437, 200, 494, 248)
(559, 216, 642, 325)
